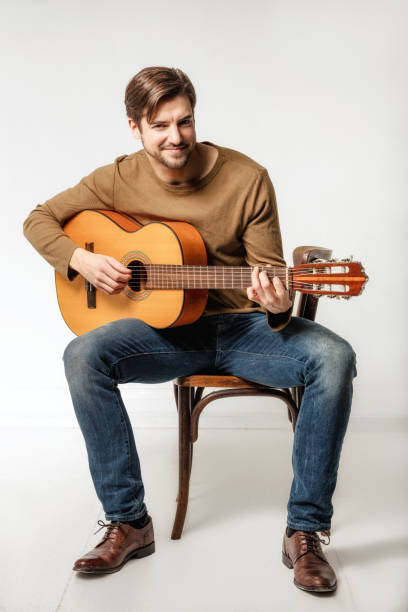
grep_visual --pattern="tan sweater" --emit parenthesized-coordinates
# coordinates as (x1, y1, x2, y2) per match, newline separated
(23, 142, 292, 330)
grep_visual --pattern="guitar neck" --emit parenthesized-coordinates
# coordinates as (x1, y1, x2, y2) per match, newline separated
(137, 261, 367, 298)
(143, 265, 288, 289)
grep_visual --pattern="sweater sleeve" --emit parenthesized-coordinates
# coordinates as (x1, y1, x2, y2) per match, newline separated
(241, 168, 293, 331)
(23, 162, 116, 279)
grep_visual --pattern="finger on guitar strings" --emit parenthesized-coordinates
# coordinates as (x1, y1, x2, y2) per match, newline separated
(107, 256, 132, 277)
(272, 274, 286, 297)
(95, 270, 127, 294)
(249, 266, 266, 304)
(259, 266, 280, 307)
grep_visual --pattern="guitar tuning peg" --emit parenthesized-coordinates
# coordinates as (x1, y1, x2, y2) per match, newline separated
(327, 295, 336, 299)
(342, 295, 351, 300)
(341, 256, 353, 263)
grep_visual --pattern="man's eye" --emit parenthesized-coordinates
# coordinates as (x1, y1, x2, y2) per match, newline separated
(154, 124, 164, 129)
(180, 120, 191, 125)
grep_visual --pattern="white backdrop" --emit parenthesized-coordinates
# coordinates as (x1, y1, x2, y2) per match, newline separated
(1, 0, 407, 421)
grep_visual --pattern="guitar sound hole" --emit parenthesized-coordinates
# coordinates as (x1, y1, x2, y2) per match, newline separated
(127, 260, 147, 292)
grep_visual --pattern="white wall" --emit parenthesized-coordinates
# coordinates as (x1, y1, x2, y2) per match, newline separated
(2, 0, 407, 421)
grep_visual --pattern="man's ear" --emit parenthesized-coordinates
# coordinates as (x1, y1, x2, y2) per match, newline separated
(128, 118, 142, 139)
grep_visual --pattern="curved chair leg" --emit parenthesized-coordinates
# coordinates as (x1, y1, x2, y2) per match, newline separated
(172, 386, 193, 540)
(173, 383, 179, 410)
(293, 387, 304, 426)
(287, 406, 293, 424)
(174, 386, 194, 502)
(189, 434, 194, 476)
(287, 387, 302, 428)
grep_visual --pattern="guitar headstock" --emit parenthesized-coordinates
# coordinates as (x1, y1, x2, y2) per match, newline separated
(291, 257, 368, 299)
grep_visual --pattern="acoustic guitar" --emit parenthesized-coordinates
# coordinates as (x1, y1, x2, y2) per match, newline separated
(55, 210, 368, 335)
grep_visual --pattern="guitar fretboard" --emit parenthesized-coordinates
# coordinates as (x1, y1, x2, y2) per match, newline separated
(140, 265, 288, 289)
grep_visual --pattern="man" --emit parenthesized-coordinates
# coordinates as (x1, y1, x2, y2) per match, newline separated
(23, 66, 356, 591)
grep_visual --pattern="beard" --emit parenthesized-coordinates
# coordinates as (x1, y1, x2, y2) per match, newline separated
(141, 137, 195, 170)
(159, 147, 193, 169)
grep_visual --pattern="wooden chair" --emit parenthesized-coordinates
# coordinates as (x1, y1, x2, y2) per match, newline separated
(171, 245, 332, 539)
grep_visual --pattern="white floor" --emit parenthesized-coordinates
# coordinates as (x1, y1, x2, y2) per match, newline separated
(1, 414, 407, 612)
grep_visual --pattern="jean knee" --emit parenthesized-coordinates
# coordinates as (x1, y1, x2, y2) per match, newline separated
(338, 338, 357, 375)
(63, 335, 101, 380)
(63, 337, 82, 376)
(323, 335, 357, 382)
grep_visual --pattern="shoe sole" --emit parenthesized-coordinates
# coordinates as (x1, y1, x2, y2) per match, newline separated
(73, 541, 155, 574)
(282, 552, 337, 593)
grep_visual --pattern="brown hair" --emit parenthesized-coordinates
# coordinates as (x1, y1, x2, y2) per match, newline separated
(125, 66, 196, 128)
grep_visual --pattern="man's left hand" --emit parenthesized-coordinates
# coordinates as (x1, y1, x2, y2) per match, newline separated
(246, 264, 292, 314)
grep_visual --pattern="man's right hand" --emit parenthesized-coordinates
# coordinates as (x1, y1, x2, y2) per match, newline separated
(69, 248, 132, 295)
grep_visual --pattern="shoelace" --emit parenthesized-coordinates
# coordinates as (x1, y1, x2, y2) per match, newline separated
(300, 531, 331, 554)
(93, 520, 124, 542)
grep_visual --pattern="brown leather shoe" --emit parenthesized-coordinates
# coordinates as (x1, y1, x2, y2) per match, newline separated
(73, 517, 155, 574)
(282, 528, 337, 593)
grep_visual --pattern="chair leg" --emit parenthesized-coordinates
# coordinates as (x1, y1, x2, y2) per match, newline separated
(189, 435, 194, 476)
(293, 387, 303, 430)
(174, 387, 194, 499)
(173, 383, 179, 410)
(171, 386, 193, 540)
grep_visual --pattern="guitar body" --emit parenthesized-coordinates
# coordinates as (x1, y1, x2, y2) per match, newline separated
(55, 210, 208, 335)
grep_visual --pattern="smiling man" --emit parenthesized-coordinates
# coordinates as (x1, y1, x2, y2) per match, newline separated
(130, 94, 220, 186)
(23, 66, 356, 591)
(133, 97, 197, 172)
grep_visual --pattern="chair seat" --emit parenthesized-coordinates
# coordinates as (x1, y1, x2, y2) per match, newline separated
(175, 375, 270, 389)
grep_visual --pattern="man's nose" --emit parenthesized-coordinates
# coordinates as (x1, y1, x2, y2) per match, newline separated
(168, 124, 182, 144)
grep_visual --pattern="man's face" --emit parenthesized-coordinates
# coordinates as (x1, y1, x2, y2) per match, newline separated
(129, 95, 196, 170)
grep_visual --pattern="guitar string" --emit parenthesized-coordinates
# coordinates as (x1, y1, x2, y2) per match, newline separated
(123, 269, 354, 288)
(124, 274, 349, 284)
(123, 267, 354, 277)
(123, 282, 354, 289)
(125, 264, 352, 272)
(122, 276, 343, 287)
(124, 267, 356, 275)
(123, 282, 343, 290)
(123, 266, 356, 282)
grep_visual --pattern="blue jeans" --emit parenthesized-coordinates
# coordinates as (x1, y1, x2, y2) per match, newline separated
(63, 313, 356, 532)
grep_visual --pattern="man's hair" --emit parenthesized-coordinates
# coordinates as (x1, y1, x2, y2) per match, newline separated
(125, 66, 196, 128)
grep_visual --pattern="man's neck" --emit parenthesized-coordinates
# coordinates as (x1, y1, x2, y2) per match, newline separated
(145, 142, 217, 186)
